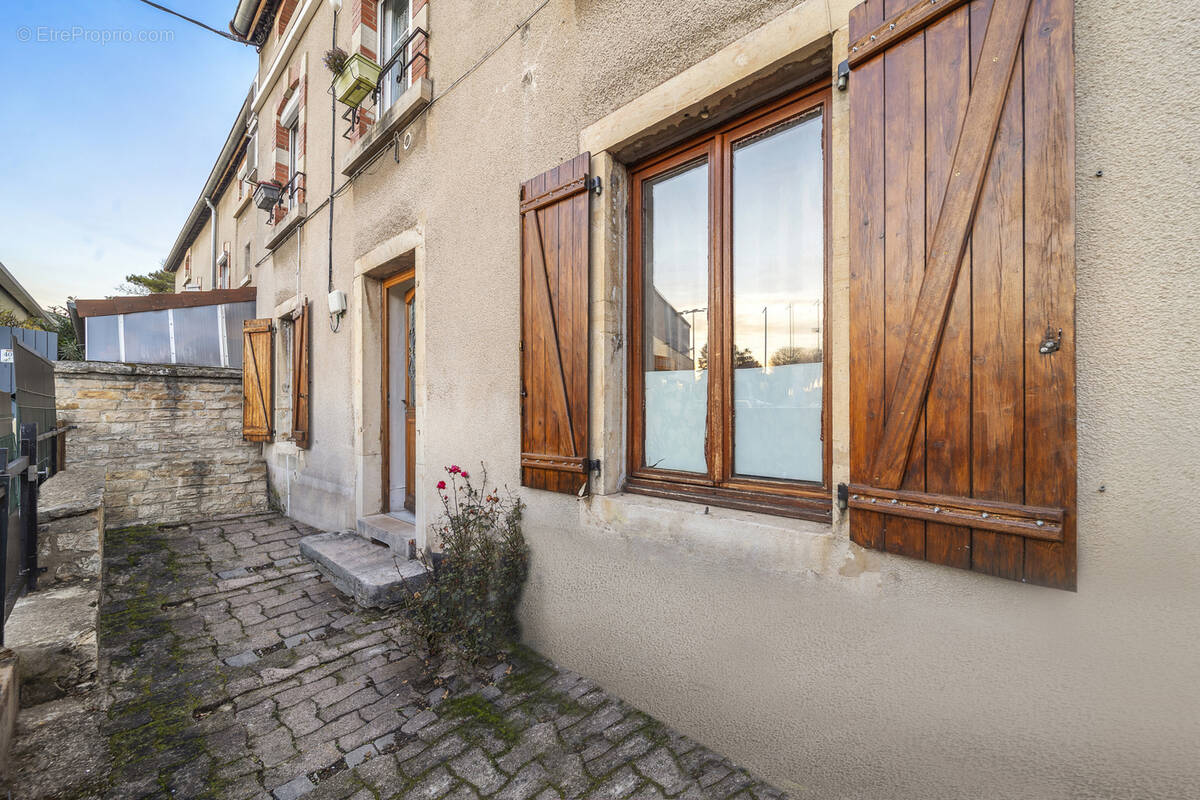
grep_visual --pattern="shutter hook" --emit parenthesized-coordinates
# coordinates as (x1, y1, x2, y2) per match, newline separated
(1039, 326, 1063, 355)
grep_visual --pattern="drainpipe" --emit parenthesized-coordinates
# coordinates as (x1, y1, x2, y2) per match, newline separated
(204, 197, 218, 289)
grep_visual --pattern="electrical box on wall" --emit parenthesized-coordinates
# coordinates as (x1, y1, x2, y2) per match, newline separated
(328, 290, 347, 316)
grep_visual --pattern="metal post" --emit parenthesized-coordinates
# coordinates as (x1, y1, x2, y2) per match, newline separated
(0, 447, 8, 647)
(20, 423, 37, 593)
(56, 418, 67, 474)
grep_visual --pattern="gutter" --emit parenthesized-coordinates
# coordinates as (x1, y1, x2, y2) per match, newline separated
(163, 91, 253, 276)
(204, 197, 218, 288)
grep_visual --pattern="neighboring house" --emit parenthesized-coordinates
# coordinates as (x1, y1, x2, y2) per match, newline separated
(160, 0, 1200, 796)
(0, 260, 50, 324)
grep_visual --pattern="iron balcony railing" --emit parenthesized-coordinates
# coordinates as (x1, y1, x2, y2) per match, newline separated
(341, 27, 429, 140)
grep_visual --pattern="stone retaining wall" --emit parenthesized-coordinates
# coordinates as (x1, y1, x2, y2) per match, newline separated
(54, 362, 269, 527)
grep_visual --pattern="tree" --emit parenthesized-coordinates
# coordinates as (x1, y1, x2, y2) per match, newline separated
(769, 346, 822, 366)
(696, 344, 761, 370)
(121, 268, 174, 295)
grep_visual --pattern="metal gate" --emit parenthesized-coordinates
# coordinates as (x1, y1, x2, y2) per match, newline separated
(0, 341, 68, 644)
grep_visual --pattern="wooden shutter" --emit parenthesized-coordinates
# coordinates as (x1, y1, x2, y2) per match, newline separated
(847, 0, 1076, 589)
(519, 153, 591, 494)
(242, 318, 274, 442)
(290, 301, 311, 449)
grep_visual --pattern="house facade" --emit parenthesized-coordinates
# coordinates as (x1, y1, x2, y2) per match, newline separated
(163, 0, 1200, 795)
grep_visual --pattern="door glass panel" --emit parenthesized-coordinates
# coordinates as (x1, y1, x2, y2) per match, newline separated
(731, 109, 824, 482)
(642, 159, 709, 474)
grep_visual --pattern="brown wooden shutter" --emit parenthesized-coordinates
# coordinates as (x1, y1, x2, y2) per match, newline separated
(519, 153, 592, 494)
(847, 0, 1076, 589)
(242, 318, 274, 442)
(290, 301, 311, 449)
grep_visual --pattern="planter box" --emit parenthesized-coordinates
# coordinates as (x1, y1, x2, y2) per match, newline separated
(334, 53, 382, 109)
(254, 182, 282, 211)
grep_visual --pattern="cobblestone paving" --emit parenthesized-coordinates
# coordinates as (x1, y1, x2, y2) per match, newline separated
(94, 513, 788, 799)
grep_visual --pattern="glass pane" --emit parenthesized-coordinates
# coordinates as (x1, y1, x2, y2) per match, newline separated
(642, 159, 709, 474)
(85, 316, 120, 362)
(224, 302, 256, 370)
(380, 0, 411, 108)
(172, 306, 222, 366)
(732, 109, 824, 482)
(122, 310, 172, 365)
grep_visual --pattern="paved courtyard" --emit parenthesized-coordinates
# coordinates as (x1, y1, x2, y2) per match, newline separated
(7, 513, 788, 800)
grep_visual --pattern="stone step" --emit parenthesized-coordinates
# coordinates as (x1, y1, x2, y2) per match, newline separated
(298, 531, 429, 608)
(357, 514, 416, 555)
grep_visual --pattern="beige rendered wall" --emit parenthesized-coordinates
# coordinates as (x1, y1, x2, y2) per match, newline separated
(230, 0, 1199, 795)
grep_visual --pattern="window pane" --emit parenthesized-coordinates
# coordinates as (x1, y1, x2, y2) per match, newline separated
(122, 310, 172, 365)
(731, 109, 824, 482)
(172, 306, 222, 366)
(642, 160, 709, 474)
(85, 316, 120, 362)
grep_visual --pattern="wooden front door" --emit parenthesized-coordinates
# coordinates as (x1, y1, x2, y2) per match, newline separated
(402, 287, 416, 512)
(381, 270, 416, 514)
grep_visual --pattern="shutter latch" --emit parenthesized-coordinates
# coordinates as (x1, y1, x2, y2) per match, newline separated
(1039, 326, 1062, 355)
(584, 458, 601, 473)
(837, 60, 850, 91)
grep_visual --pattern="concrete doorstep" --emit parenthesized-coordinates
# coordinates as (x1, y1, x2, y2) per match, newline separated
(299, 527, 430, 608)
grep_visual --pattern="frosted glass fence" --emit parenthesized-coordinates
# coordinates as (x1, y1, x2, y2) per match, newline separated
(84, 301, 256, 368)
(644, 362, 823, 481)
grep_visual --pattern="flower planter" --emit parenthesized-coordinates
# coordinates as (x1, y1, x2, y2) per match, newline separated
(334, 53, 382, 109)
(254, 181, 283, 211)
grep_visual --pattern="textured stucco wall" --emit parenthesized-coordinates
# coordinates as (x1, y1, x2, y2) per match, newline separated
(55, 362, 269, 527)
(221, 0, 1199, 795)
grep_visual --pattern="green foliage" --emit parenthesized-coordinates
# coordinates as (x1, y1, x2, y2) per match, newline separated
(123, 269, 175, 294)
(401, 465, 528, 662)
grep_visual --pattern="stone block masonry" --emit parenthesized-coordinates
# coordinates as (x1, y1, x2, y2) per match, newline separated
(54, 361, 269, 527)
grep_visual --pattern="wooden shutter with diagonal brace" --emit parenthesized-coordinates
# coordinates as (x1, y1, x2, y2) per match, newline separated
(242, 318, 274, 442)
(290, 301, 311, 449)
(519, 153, 592, 495)
(847, 0, 1076, 589)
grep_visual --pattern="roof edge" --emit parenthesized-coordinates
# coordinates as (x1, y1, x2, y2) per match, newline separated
(163, 92, 254, 274)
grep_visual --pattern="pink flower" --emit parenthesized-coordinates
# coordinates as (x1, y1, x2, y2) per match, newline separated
(437, 480, 446, 490)
(460, 470, 469, 479)
(448, 465, 461, 474)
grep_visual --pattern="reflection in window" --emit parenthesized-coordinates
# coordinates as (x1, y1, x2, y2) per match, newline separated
(732, 109, 824, 481)
(642, 160, 709, 474)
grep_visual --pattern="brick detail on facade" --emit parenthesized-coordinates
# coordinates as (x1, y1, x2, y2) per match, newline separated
(277, 0, 299, 37)
(54, 362, 269, 528)
(273, 70, 307, 224)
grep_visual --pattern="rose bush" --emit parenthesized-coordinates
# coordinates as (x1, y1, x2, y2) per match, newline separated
(400, 465, 528, 662)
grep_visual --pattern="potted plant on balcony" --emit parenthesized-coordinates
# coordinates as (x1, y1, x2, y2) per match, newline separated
(325, 46, 381, 109)
(254, 180, 283, 211)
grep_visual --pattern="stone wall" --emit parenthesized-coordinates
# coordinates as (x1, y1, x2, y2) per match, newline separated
(36, 467, 105, 584)
(54, 362, 269, 527)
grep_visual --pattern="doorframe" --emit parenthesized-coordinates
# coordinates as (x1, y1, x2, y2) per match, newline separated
(380, 267, 415, 513)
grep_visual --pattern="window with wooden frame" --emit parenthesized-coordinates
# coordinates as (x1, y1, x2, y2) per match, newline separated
(627, 85, 832, 521)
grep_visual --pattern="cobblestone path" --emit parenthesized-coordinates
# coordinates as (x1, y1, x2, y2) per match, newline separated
(72, 513, 787, 799)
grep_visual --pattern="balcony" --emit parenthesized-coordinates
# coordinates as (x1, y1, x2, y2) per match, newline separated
(341, 26, 431, 177)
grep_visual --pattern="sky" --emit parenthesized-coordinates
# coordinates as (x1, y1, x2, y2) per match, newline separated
(0, 0, 258, 308)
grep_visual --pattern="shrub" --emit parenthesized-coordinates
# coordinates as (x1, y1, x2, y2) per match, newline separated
(401, 465, 528, 662)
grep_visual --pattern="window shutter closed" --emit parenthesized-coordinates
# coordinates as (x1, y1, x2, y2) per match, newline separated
(847, 0, 1076, 589)
(290, 301, 311, 449)
(519, 153, 591, 495)
(242, 318, 274, 442)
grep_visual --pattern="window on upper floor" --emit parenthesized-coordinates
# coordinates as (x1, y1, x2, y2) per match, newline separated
(626, 86, 831, 518)
(378, 0, 411, 111)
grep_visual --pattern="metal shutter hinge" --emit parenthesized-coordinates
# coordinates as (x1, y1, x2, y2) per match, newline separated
(837, 60, 850, 91)
(587, 176, 602, 196)
(837, 483, 849, 511)
(584, 458, 601, 473)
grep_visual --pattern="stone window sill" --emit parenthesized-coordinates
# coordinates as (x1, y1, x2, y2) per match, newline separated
(266, 203, 307, 250)
(341, 77, 433, 177)
(233, 191, 255, 219)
